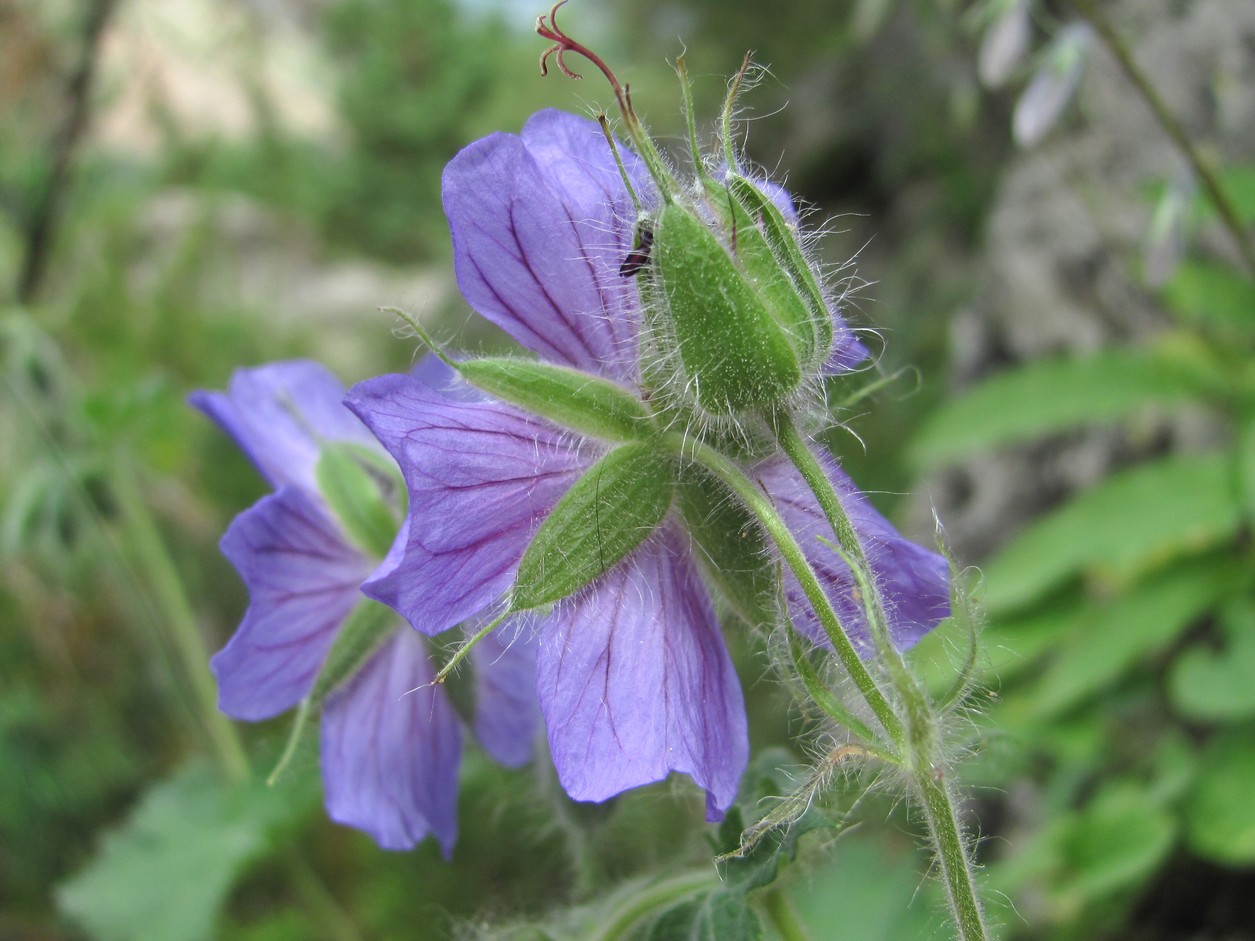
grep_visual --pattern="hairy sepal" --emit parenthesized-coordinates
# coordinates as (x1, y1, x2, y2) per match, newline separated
(512, 443, 674, 609)
(459, 357, 653, 442)
(653, 201, 803, 414)
(270, 598, 398, 784)
(316, 442, 404, 560)
(676, 466, 777, 628)
(725, 173, 833, 373)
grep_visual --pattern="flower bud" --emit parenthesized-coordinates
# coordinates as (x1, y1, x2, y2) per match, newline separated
(639, 170, 834, 417)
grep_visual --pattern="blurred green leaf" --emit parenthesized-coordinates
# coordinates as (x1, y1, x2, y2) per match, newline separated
(1170, 600, 1255, 722)
(1161, 260, 1255, 341)
(787, 831, 936, 941)
(1184, 728, 1255, 865)
(1056, 783, 1176, 906)
(982, 453, 1242, 614)
(647, 890, 762, 941)
(1024, 557, 1243, 717)
(911, 592, 1078, 693)
(1214, 164, 1255, 225)
(910, 345, 1209, 468)
(57, 761, 306, 941)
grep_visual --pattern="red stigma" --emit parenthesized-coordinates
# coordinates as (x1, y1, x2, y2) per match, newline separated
(537, 1, 631, 119)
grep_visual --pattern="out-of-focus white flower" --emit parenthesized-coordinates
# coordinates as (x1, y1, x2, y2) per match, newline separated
(1144, 171, 1197, 287)
(978, 0, 1032, 89)
(1013, 21, 1093, 146)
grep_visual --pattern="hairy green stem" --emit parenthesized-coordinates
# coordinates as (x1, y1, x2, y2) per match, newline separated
(665, 432, 904, 748)
(917, 771, 987, 941)
(767, 416, 988, 941)
(1069, 0, 1255, 280)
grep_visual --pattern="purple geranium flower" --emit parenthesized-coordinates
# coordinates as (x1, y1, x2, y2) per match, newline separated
(346, 109, 951, 820)
(192, 360, 537, 853)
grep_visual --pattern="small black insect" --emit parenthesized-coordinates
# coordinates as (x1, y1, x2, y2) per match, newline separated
(619, 225, 654, 277)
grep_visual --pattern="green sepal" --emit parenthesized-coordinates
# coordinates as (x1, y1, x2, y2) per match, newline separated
(654, 201, 802, 414)
(315, 442, 403, 559)
(458, 357, 654, 442)
(269, 598, 397, 785)
(726, 173, 834, 371)
(676, 466, 776, 627)
(512, 443, 674, 610)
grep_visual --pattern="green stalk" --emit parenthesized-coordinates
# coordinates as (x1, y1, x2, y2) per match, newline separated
(767, 414, 988, 941)
(591, 872, 720, 941)
(110, 454, 250, 782)
(1068, 0, 1255, 280)
(663, 432, 904, 748)
(916, 771, 987, 941)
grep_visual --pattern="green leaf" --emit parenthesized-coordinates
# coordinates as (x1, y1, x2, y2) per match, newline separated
(512, 443, 674, 610)
(1024, 556, 1242, 717)
(1161, 259, 1255, 341)
(981, 452, 1242, 614)
(458, 358, 653, 443)
(1056, 782, 1176, 905)
(315, 441, 401, 559)
(647, 890, 762, 941)
(911, 345, 1209, 468)
(1171, 600, 1255, 721)
(57, 762, 307, 941)
(1185, 728, 1255, 864)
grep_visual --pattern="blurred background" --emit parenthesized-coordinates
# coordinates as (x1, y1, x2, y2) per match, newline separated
(4, 0, 1255, 938)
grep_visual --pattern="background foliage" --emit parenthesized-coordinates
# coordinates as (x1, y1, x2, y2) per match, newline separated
(3, 0, 1253, 939)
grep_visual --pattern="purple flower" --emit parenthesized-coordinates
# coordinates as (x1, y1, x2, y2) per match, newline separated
(346, 109, 951, 820)
(192, 361, 537, 853)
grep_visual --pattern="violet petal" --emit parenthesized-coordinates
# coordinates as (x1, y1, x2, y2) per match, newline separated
(442, 109, 649, 384)
(321, 629, 462, 854)
(191, 360, 376, 496)
(536, 527, 748, 820)
(346, 372, 591, 634)
(761, 451, 950, 654)
(470, 617, 539, 768)
(212, 486, 372, 720)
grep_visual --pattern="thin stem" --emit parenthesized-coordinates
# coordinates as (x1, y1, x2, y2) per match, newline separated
(769, 411, 987, 941)
(17, 0, 118, 303)
(1068, 0, 1255, 280)
(111, 455, 250, 782)
(770, 411, 927, 715)
(664, 432, 904, 747)
(917, 772, 987, 941)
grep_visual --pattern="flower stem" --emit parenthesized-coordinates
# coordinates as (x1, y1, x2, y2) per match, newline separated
(664, 432, 904, 748)
(1068, 0, 1255, 280)
(916, 771, 987, 941)
(767, 413, 988, 941)
(769, 411, 922, 698)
